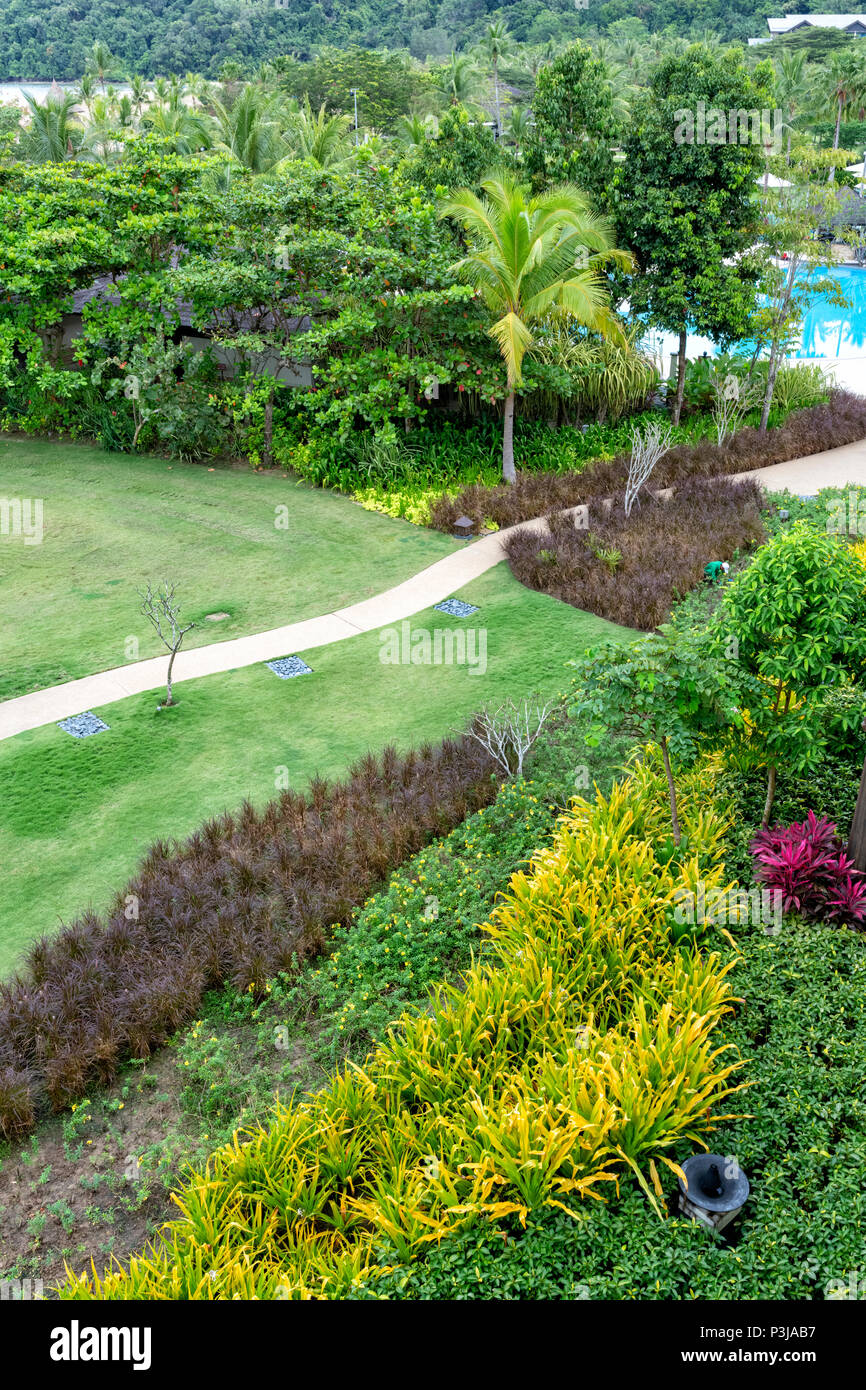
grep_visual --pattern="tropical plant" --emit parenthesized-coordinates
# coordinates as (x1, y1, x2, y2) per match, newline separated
(394, 112, 437, 149)
(530, 320, 657, 423)
(775, 49, 810, 163)
(823, 49, 866, 180)
(614, 44, 772, 425)
(144, 102, 213, 155)
(280, 95, 354, 168)
(440, 172, 629, 481)
(751, 811, 866, 925)
(435, 53, 482, 110)
(18, 91, 80, 163)
(570, 630, 739, 843)
(474, 20, 515, 137)
(718, 523, 866, 825)
(210, 85, 285, 174)
(60, 757, 744, 1299)
(504, 104, 532, 155)
(85, 39, 118, 92)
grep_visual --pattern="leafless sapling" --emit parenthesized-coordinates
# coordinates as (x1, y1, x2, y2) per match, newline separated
(464, 695, 556, 779)
(623, 419, 673, 518)
(139, 581, 195, 707)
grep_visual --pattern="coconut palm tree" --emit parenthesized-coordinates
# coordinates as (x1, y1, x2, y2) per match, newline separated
(211, 85, 285, 173)
(75, 72, 97, 117)
(440, 172, 630, 482)
(505, 104, 533, 155)
(614, 38, 642, 72)
(775, 50, 810, 164)
(436, 53, 481, 110)
(279, 96, 353, 169)
(395, 112, 438, 148)
(19, 91, 80, 162)
(79, 94, 124, 162)
(86, 40, 117, 93)
(475, 20, 515, 137)
(144, 101, 212, 155)
(824, 50, 866, 182)
(129, 75, 150, 122)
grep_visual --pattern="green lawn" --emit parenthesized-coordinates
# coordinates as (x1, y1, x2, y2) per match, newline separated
(0, 565, 632, 975)
(0, 437, 459, 701)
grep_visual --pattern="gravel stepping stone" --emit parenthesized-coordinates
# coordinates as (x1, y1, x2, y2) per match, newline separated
(58, 712, 110, 739)
(434, 598, 479, 618)
(266, 656, 313, 679)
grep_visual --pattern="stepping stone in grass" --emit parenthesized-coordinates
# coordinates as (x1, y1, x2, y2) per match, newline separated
(434, 598, 479, 618)
(266, 656, 313, 680)
(58, 712, 110, 738)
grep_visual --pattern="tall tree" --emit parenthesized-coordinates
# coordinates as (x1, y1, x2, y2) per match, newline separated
(524, 41, 618, 204)
(775, 49, 810, 164)
(440, 172, 627, 482)
(823, 49, 866, 181)
(475, 20, 515, 139)
(613, 44, 771, 425)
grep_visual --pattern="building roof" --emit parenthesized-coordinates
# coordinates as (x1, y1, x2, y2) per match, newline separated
(767, 15, 866, 33)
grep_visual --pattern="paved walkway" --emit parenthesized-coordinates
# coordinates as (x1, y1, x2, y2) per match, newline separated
(2, 437, 865, 743)
(737, 435, 866, 492)
(0, 512, 557, 742)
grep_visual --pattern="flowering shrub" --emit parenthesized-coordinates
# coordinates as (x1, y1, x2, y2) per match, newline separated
(750, 812, 866, 926)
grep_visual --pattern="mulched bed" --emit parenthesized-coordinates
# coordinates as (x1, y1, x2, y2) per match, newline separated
(431, 391, 866, 536)
(505, 475, 766, 630)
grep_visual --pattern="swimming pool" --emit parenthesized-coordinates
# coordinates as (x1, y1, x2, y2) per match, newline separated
(792, 264, 866, 357)
(638, 263, 866, 393)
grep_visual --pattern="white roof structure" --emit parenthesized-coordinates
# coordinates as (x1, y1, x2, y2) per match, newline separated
(757, 173, 794, 188)
(767, 15, 866, 34)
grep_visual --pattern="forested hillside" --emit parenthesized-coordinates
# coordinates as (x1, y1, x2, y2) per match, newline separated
(0, 0, 841, 81)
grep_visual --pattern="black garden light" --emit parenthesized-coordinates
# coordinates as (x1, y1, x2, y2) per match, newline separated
(677, 1154, 750, 1232)
(453, 515, 474, 541)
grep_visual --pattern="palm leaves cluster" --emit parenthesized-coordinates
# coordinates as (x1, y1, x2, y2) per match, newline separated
(441, 173, 632, 478)
(12, 61, 361, 173)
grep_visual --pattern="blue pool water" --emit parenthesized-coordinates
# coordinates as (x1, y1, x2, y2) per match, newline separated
(791, 264, 866, 357)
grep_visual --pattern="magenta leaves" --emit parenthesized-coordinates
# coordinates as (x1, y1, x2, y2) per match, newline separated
(750, 811, 866, 926)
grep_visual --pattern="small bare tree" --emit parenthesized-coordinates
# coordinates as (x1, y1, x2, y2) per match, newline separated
(139, 581, 195, 707)
(710, 368, 762, 446)
(624, 419, 673, 518)
(464, 696, 556, 779)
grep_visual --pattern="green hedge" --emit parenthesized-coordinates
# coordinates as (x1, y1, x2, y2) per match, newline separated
(352, 918, 866, 1301)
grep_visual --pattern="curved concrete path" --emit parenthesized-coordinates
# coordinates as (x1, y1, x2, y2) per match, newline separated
(0, 511, 560, 742)
(2, 435, 865, 743)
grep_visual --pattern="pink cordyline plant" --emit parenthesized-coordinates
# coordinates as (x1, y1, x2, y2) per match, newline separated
(750, 812, 866, 926)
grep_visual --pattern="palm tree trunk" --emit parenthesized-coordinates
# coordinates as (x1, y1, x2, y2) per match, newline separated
(502, 389, 516, 483)
(671, 327, 687, 426)
(494, 63, 502, 138)
(829, 95, 843, 183)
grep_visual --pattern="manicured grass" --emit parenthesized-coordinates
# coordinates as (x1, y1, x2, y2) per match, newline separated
(0, 564, 632, 975)
(0, 437, 459, 700)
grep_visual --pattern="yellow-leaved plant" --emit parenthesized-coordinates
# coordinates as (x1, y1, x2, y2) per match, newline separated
(61, 752, 746, 1301)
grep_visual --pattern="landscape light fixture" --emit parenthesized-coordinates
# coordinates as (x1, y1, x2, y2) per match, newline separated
(677, 1154, 750, 1233)
(453, 515, 474, 541)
